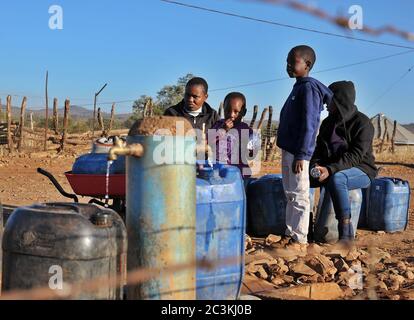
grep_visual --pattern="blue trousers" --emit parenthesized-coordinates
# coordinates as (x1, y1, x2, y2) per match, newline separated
(326, 167, 371, 240)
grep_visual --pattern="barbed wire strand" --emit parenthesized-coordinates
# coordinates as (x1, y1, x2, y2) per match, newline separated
(160, 0, 414, 50)
(252, 0, 414, 42)
(366, 64, 414, 111)
(0, 256, 240, 300)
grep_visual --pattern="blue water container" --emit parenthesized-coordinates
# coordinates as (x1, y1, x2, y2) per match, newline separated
(357, 188, 370, 229)
(314, 187, 362, 243)
(196, 164, 246, 300)
(246, 174, 315, 237)
(367, 177, 410, 232)
(72, 153, 126, 175)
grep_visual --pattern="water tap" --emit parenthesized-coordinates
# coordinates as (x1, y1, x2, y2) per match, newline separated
(108, 137, 144, 161)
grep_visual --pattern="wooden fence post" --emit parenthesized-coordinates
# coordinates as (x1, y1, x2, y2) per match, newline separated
(377, 115, 382, 139)
(30, 112, 34, 131)
(97, 107, 105, 136)
(379, 118, 388, 153)
(265, 106, 273, 161)
(257, 108, 268, 157)
(148, 98, 154, 117)
(6, 95, 12, 153)
(53, 98, 59, 134)
(249, 105, 258, 129)
(17, 97, 27, 152)
(60, 99, 70, 152)
(44, 71, 49, 151)
(218, 102, 224, 119)
(391, 120, 397, 153)
(108, 103, 115, 136)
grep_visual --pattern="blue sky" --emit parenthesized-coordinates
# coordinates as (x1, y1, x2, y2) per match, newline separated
(0, 0, 413, 123)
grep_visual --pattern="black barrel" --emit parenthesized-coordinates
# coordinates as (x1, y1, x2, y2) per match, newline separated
(1, 203, 127, 300)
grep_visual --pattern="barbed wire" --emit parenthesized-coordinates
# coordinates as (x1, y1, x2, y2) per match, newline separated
(252, 0, 414, 42)
(0, 256, 240, 300)
(160, 0, 414, 50)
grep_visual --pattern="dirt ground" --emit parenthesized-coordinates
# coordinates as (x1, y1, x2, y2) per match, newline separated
(0, 148, 413, 300)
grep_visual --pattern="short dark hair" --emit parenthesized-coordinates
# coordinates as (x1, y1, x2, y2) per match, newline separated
(291, 45, 316, 70)
(223, 92, 247, 116)
(186, 77, 208, 94)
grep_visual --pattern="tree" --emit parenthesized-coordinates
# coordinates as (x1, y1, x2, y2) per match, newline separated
(131, 73, 195, 116)
(156, 73, 194, 112)
(132, 95, 152, 119)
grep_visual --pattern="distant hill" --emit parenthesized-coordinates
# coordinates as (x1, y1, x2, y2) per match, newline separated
(0, 104, 133, 121)
(402, 123, 414, 134)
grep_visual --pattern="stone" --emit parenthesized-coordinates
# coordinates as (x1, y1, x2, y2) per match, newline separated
(390, 295, 400, 300)
(377, 273, 388, 282)
(256, 266, 269, 280)
(245, 235, 253, 250)
(269, 283, 344, 300)
(307, 273, 324, 283)
(345, 248, 360, 262)
(396, 261, 407, 273)
(386, 279, 400, 291)
(325, 247, 349, 259)
(342, 287, 354, 298)
(377, 231, 386, 234)
(269, 259, 289, 276)
(405, 270, 414, 280)
(251, 259, 273, 266)
(245, 251, 274, 265)
(307, 243, 324, 255)
(238, 295, 262, 301)
(290, 261, 317, 277)
(265, 234, 282, 246)
(282, 275, 295, 283)
(246, 248, 256, 255)
(334, 258, 349, 273)
(377, 281, 388, 291)
(401, 291, 414, 300)
(389, 274, 405, 285)
(306, 255, 337, 279)
(246, 263, 261, 275)
(242, 274, 277, 295)
(271, 277, 285, 286)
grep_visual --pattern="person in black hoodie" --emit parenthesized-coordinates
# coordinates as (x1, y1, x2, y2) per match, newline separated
(310, 81, 378, 242)
(164, 77, 219, 131)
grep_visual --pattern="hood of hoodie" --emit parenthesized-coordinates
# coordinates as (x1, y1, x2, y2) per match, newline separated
(328, 81, 358, 122)
(295, 77, 333, 112)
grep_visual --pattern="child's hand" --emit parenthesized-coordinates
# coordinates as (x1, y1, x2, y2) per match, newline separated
(292, 159, 305, 174)
(315, 166, 330, 182)
(224, 119, 234, 131)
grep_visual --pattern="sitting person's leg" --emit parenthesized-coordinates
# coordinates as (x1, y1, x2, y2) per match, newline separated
(326, 168, 371, 241)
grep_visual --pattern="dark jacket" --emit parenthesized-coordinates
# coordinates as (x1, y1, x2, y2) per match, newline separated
(277, 77, 333, 160)
(164, 100, 219, 131)
(310, 81, 378, 186)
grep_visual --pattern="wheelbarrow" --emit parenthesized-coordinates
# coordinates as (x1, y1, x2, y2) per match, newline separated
(37, 168, 127, 220)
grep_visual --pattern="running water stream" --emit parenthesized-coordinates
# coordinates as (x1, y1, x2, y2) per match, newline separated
(105, 160, 113, 208)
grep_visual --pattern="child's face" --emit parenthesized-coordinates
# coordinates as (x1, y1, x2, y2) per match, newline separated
(286, 50, 310, 78)
(224, 98, 244, 122)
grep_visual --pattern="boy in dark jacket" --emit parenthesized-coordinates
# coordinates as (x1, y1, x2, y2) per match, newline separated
(311, 80, 377, 242)
(276, 45, 332, 253)
(164, 77, 219, 131)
